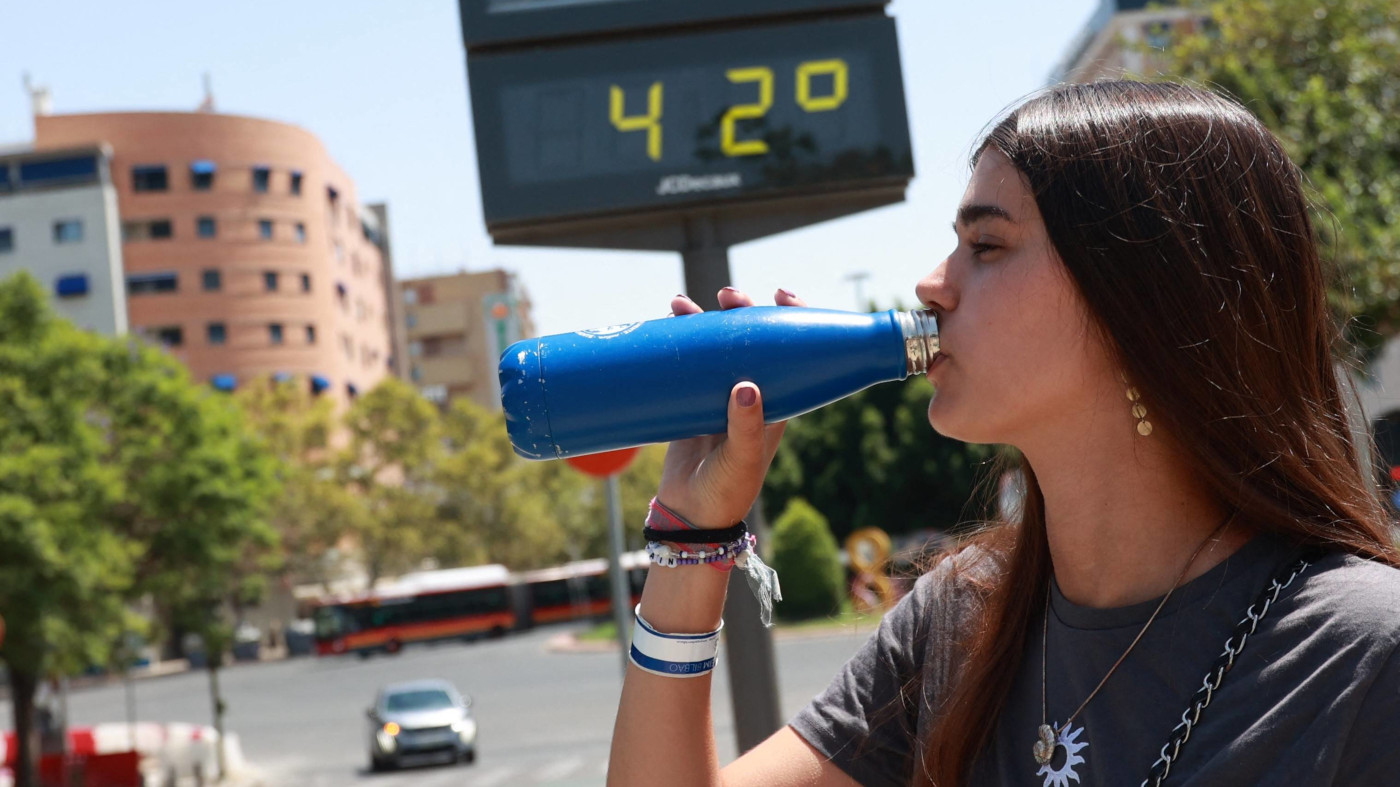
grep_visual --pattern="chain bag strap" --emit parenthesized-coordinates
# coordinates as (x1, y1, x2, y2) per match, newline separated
(1140, 549, 1323, 786)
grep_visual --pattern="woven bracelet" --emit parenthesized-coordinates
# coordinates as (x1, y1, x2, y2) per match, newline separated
(643, 522, 747, 544)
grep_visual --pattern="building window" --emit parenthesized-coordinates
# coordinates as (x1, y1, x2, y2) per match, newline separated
(53, 219, 83, 244)
(305, 324, 317, 344)
(190, 160, 216, 190)
(327, 186, 339, 215)
(410, 365, 422, 382)
(264, 271, 278, 292)
(403, 288, 418, 305)
(197, 216, 217, 238)
(207, 323, 227, 345)
(290, 171, 303, 195)
(153, 326, 183, 347)
(295, 222, 306, 243)
(406, 312, 417, 329)
(301, 273, 311, 292)
(128, 272, 178, 295)
(202, 269, 221, 291)
(346, 382, 359, 399)
(269, 323, 284, 344)
(0, 227, 12, 253)
(132, 165, 168, 192)
(19, 156, 97, 186)
(252, 166, 271, 193)
(122, 219, 172, 241)
(259, 219, 273, 240)
(55, 274, 88, 298)
(409, 341, 422, 358)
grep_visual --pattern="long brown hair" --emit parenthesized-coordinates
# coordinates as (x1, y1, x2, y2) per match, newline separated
(914, 81, 1399, 786)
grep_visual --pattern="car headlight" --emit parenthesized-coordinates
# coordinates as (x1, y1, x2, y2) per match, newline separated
(452, 718, 477, 740)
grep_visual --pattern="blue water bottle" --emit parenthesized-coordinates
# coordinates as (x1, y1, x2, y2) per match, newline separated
(498, 307, 939, 459)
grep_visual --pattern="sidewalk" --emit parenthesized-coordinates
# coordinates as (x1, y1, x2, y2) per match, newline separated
(547, 616, 883, 654)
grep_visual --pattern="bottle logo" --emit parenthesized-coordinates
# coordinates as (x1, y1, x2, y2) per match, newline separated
(575, 322, 642, 339)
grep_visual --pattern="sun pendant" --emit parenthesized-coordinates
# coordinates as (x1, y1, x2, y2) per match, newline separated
(1032, 724, 1056, 765)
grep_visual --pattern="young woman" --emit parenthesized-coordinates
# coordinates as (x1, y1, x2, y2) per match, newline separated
(608, 81, 1400, 786)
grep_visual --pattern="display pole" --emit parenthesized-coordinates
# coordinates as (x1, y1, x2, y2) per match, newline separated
(680, 214, 784, 754)
(605, 474, 634, 676)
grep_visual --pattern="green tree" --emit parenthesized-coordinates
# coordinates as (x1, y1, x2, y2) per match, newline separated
(95, 328, 281, 784)
(0, 275, 134, 786)
(339, 378, 442, 585)
(434, 398, 667, 570)
(764, 373, 996, 544)
(769, 498, 845, 621)
(237, 378, 359, 585)
(1160, 0, 1400, 355)
(0, 272, 281, 785)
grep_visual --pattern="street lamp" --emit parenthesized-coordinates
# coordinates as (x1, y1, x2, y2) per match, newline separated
(845, 272, 871, 311)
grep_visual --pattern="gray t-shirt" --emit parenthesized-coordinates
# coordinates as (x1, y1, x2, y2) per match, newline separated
(789, 534, 1400, 786)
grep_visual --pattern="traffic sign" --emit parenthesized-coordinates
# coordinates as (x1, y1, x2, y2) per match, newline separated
(566, 447, 641, 477)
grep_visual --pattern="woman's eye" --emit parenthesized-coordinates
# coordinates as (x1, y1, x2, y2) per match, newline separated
(970, 242, 998, 256)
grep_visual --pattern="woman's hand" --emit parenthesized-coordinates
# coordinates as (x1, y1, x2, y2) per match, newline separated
(655, 287, 808, 529)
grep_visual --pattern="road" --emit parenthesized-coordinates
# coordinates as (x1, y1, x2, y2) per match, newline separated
(46, 621, 878, 786)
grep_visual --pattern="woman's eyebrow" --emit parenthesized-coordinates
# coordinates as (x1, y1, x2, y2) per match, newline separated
(953, 203, 1016, 229)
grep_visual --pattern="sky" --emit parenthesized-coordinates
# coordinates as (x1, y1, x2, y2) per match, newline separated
(0, 0, 1099, 336)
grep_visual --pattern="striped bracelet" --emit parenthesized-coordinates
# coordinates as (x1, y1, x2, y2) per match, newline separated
(628, 605, 722, 678)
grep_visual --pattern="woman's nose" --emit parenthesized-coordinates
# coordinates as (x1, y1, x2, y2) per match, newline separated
(916, 260, 956, 313)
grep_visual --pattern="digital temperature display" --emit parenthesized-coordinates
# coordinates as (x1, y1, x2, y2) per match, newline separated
(467, 14, 913, 230)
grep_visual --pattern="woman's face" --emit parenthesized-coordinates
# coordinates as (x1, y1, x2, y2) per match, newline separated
(918, 148, 1117, 446)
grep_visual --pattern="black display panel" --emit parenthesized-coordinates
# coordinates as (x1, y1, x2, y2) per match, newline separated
(459, 0, 888, 49)
(468, 14, 913, 231)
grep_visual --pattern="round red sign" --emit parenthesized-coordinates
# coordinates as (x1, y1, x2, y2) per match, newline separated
(566, 447, 641, 477)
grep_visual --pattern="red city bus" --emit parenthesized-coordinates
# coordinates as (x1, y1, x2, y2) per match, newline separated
(515, 552, 648, 627)
(311, 564, 515, 657)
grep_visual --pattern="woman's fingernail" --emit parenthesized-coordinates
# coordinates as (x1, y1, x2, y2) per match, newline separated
(721, 286, 738, 293)
(675, 293, 692, 301)
(737, 386, 756, 407)
(779, 288, 797, 298)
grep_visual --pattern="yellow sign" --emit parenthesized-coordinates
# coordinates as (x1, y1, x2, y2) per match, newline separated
(845, 527, 895, 614)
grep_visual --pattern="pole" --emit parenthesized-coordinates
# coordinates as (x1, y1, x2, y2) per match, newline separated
(605, 474, 633, 676)
(681, 214, 784, 755)
(845, 271, 871, 311)
(125, 668, 137, 751)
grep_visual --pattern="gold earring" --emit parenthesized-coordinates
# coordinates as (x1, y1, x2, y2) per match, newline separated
(1126, 386, 1153, 436)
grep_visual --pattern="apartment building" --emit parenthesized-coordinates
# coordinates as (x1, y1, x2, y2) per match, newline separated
(34, 111, 398, 404)
(0, 143, 127, 335)
(399, 270, 535, 411)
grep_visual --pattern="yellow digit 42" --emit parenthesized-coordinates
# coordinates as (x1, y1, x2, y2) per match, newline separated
(610, 82, 664, 161)
(721, 67, 774, 157)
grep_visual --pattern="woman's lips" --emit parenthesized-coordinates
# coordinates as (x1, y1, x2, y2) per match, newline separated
(927, 354, 949, 377)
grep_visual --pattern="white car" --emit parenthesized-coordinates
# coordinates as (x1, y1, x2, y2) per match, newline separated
(367, 679, 477, 771)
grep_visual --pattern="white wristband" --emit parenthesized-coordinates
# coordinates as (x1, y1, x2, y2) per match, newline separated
(629, 605, 722, 678)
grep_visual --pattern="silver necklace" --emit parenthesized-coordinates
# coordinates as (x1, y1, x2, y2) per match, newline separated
(1033, 515, 1233, 767)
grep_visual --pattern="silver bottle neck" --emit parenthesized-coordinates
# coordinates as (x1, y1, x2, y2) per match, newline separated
(895, 309, 940, 375)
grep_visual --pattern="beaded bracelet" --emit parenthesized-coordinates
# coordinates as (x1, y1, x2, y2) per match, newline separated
(646, 498, 740, 572)
(644, 497, 783, 626)
(646, 533, 756, 568)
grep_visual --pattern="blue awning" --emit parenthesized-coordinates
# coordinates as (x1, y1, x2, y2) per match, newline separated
(55, 274, 89, 297)
(190, 159, 217, 174)
(272, 372, 293, 383)
(211, 374, 237, 392)
(310, 375, 331, 393)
